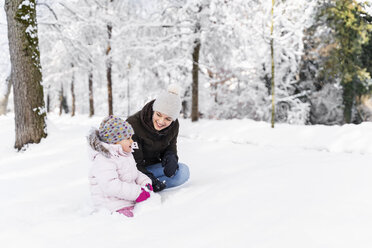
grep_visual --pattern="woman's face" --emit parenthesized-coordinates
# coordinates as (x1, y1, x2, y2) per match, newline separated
(152, 111, 173, 131)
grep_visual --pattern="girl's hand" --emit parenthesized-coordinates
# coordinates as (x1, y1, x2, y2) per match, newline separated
(145, 183, 153, 192)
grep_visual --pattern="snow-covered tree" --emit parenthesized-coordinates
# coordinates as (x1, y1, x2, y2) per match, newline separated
(197, 0, 316, 124)
(320, 0, 372, 123)
(5, 0, 47, 150)
(299, 0, 372, 124)
(3, 0, 332, 126)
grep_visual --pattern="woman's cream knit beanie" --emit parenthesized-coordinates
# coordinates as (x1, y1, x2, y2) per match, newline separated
(153, 84, 182, 120)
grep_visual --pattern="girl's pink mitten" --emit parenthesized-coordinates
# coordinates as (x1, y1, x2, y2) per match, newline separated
(136, 188, 150, 203)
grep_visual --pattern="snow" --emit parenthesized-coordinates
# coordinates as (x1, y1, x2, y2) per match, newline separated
(1, 114, 372, 248)
(20, 14, 30, 21)
(18, 0, 32, 9)
(25, 24, 36, 38)
(32, 106, 47, 115)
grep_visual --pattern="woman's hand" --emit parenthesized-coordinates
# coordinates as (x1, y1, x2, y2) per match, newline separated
(152, 178, 166, 192)
(162, 152, 179, 177)
(146, 172, 167, 192)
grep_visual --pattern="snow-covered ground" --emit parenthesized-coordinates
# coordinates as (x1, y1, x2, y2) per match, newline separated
(1, 114, 372, 248)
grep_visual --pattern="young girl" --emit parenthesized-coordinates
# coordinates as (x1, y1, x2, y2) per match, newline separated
(87, 115, 153, 217)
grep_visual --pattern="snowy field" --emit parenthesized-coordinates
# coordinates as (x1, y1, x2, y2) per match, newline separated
(1, 114, 372, 248)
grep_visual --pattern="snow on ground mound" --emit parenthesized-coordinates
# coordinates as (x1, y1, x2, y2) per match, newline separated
(1, 114, 372, 248)
(180, 118, 372, 154)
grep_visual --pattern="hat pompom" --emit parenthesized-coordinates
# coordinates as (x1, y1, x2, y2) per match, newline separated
(167, 84, 181, 96)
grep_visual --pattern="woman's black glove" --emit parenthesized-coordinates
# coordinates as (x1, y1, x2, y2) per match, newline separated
(152, 178, 167, 192)
(162, 152, 179, 178)
(146, 172, 166, 192)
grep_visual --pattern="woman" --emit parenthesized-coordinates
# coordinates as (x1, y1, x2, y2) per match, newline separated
(127, 85, 190, 192)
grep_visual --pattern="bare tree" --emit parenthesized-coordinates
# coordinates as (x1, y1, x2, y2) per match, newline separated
(270, 0, 275, 128)
(191, 29, 201, 122)
(5, 0, 47, 150)
(46, 94, 50, 113)
(59, 84, 64, 116)
(59, 84, 69, 115)
(106, 22, 113, 115)
(191, 2, 204, 123)
(71, 63, 76, 117)
(89, 69, 94, 117)
(190, 3, 207, 122)
(104, 0, 114, 116)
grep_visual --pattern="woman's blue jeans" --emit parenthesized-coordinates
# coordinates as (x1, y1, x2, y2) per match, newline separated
(146, 163, 190, 189)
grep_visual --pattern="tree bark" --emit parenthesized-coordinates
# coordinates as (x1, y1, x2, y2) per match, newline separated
(270, 0, 275, 128)
(343, 79, 355, 123)
(59, 84, 63, 116)
(191, 23, 201, 122)
(5, 0, 47, 150)
(59, 84, 69, 115)
(89, 70, 94, 117)
(0, 74, 12, 115)
(107, 23, 113, 115)
(46, 94, 50, 113)
(71, 63, 76, 116)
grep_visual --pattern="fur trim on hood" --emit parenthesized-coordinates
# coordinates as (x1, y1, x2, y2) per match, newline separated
(87, 128, 111, 158)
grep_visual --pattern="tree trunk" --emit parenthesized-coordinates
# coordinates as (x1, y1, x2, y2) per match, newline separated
(270, 0, 275, 128)
(0, 74, 12, 115)
(191, 23, 201, 122)
(59, 84, 69, 115)
(181, 85, 191, 118)
(89, 70, 94, 117)
(71, 63, 76, 117)
(46, 94, 50, 113)
(5, 0, 47, 150)
(59, 84, 63, 116)
(127, 69, 130, 116)
(107, 23, 113, 115)
(343, 80, 355, 123)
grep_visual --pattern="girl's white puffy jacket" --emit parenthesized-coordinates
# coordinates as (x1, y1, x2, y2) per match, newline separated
(87, 129, 151, 213)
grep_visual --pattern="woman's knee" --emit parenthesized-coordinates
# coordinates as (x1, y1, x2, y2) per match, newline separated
(176, 163, 190, 183)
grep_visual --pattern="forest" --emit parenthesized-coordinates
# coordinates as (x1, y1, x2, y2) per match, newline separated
(1, 0, 372, 148)
(1, 2, 372, 246)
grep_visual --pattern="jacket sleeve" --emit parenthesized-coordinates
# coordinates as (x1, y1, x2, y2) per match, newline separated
(131, 134, 150, 174)
(92, 157, 141, 201)
(136, 171, 152, 187)
(161, 121, 179, 160)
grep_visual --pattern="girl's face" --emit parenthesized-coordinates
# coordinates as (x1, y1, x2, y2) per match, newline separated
(116, 136, 133, 153)
(152, 111, 173, 131)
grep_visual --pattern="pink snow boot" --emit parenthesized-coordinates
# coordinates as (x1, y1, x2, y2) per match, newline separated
(116, 206, 134, 217)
